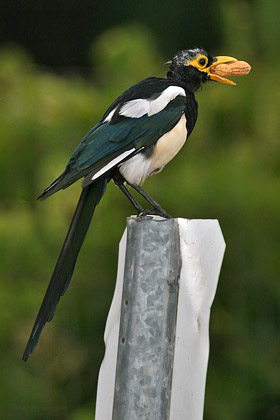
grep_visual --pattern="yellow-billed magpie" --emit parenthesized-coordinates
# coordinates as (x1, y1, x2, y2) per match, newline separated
(23, 48, 238, 361)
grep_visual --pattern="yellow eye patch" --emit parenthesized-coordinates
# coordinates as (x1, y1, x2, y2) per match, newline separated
(187, 55, 208, 71)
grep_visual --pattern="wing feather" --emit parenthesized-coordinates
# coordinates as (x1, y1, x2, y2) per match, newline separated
(39, 90, 186, 199)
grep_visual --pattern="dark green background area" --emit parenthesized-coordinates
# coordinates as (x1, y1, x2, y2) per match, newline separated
(0, 0, 221, 70)
(0, 1, 280, 419)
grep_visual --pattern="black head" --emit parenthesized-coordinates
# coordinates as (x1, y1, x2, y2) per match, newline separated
(166, 48, 237, 92)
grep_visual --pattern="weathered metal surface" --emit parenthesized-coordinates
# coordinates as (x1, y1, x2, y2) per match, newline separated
(112, 217, 181, 420)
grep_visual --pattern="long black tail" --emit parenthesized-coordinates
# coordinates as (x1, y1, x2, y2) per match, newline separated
(23, 176, 108, 361)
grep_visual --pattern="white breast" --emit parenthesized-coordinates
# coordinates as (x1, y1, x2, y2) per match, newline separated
(119, 114, 187, 184)
(151, 114, 187, 170)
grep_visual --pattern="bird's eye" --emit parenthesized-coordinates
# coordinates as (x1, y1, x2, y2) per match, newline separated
(198, 57, 207, 67)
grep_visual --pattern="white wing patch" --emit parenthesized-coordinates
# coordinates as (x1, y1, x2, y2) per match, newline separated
(119, 86, 186, 119)
(91, 148, 136, 181)
(120, 99, 149, 118)
(103, 108, 116, 123)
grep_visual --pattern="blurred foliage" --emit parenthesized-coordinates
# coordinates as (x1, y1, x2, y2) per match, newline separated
(0, 1, 280, 419)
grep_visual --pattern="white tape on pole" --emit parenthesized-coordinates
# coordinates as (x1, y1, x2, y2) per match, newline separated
(94, 229, 127, 420)
(169, 219, 225, 420)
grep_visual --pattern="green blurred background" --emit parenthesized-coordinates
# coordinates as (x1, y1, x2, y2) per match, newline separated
(0, 0, 279, 419)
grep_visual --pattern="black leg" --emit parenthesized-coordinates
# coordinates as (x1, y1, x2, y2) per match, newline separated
(113, 177, 145, 214)
(125, 181, 172, 219)
(113, 173, 172, 219)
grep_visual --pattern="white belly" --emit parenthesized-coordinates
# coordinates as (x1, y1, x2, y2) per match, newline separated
(119, 114, 187, 184)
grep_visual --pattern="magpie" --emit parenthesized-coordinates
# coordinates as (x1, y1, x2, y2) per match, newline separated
(23, 48, 238, 361)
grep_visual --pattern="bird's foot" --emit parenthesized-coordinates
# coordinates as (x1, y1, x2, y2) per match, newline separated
(137, 208, 172, 219)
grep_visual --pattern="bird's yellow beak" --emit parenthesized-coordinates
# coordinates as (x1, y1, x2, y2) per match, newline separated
(207, 56, 238, 85)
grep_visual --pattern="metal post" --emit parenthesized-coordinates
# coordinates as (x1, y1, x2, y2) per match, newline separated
(112, 217, 180, 420)
(95, 217, 226, 420)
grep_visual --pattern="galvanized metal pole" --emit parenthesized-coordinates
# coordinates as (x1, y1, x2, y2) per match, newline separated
(95, 217, 226, 420)
(112, 217, 180, 420)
